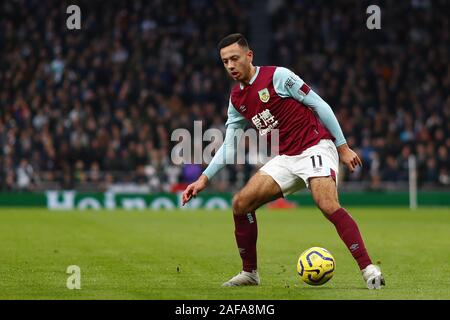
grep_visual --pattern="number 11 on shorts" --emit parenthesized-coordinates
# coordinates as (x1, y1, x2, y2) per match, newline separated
(310, 155, 323, 168)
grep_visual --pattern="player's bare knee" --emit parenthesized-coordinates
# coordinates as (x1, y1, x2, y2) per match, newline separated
(232, 193, 249, 216)
(316, 198, 340, 216)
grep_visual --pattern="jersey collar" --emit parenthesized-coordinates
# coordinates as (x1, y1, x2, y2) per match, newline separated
(239, 66, 260, 90)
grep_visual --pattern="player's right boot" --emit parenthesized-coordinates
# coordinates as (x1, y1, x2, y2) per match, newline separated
(362, 264, 385, 289)
(222, 270, 260, 287)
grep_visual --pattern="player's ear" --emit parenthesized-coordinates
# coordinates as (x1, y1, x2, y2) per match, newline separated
(247, 49, 254, 63)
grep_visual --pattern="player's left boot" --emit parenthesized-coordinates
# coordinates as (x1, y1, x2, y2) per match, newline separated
(362, 264, 385, 289)
(222, 270, 260, 287)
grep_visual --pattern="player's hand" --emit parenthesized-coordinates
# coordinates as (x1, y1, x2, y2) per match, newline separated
(181, 174, 209, 206)
(337, 144, 363, 173)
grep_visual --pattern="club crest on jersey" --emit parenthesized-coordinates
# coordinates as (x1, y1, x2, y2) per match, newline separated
(258, 88, 270, 103)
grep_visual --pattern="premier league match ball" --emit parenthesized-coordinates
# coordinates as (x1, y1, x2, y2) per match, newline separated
(297, 247, 336, 286)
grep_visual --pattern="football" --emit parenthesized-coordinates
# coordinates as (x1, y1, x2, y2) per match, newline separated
(297, 247, 336, 286)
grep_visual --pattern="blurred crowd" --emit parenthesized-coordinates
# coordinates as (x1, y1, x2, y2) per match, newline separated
(1, 0, 448, 192)
(270, 0, 449, 190)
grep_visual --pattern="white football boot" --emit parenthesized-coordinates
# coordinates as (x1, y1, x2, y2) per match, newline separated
(362, 264, 385, 289)
(222, 270, 260, 287)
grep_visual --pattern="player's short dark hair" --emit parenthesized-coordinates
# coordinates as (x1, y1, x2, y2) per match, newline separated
(217, 33, 250, 51)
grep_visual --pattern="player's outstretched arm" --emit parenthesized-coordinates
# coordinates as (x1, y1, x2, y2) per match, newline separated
(181, 99, 247, 206)
(182, 123, 245, 206)
(182, 174, 209, 206)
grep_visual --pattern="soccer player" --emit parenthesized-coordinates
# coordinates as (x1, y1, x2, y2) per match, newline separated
(182, 34, 385, 289)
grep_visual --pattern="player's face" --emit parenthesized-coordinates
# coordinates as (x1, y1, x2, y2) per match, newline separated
(220, 43, 253, 82)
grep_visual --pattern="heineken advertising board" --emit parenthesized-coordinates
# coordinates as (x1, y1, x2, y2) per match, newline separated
(0, 191, 448, 209)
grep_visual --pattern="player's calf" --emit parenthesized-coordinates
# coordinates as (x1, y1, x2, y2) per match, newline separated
(310, 177, 374, 274)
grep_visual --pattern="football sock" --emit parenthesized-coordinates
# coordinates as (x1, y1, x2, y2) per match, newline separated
(233, 212, 258, 272)
(327, 208, 372, 270)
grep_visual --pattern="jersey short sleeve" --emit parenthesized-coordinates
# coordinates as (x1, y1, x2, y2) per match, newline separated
(272, 67, 310, 102)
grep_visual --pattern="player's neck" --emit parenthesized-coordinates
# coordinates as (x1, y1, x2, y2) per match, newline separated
(240, 65, 257, 86)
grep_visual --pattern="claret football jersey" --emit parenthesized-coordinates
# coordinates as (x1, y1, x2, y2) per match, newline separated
(227, 66, 335, 156)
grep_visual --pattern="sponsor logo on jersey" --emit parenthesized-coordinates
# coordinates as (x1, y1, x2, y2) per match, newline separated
(239, 105, 247, 112)
(284, 76, 296, 89)
(258, 88, 270, 103)
(251, 109, 279, 136)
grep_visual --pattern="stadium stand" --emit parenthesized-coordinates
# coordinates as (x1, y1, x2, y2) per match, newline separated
(0, 0, 448, 192)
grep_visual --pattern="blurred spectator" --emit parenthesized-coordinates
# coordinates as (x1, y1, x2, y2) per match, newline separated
(16, 159, 36, 191)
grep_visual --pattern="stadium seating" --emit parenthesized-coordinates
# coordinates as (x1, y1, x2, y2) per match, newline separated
(0, 0, 448, 192)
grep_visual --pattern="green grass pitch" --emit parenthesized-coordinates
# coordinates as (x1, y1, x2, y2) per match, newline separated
(0, 207, 449, 300)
